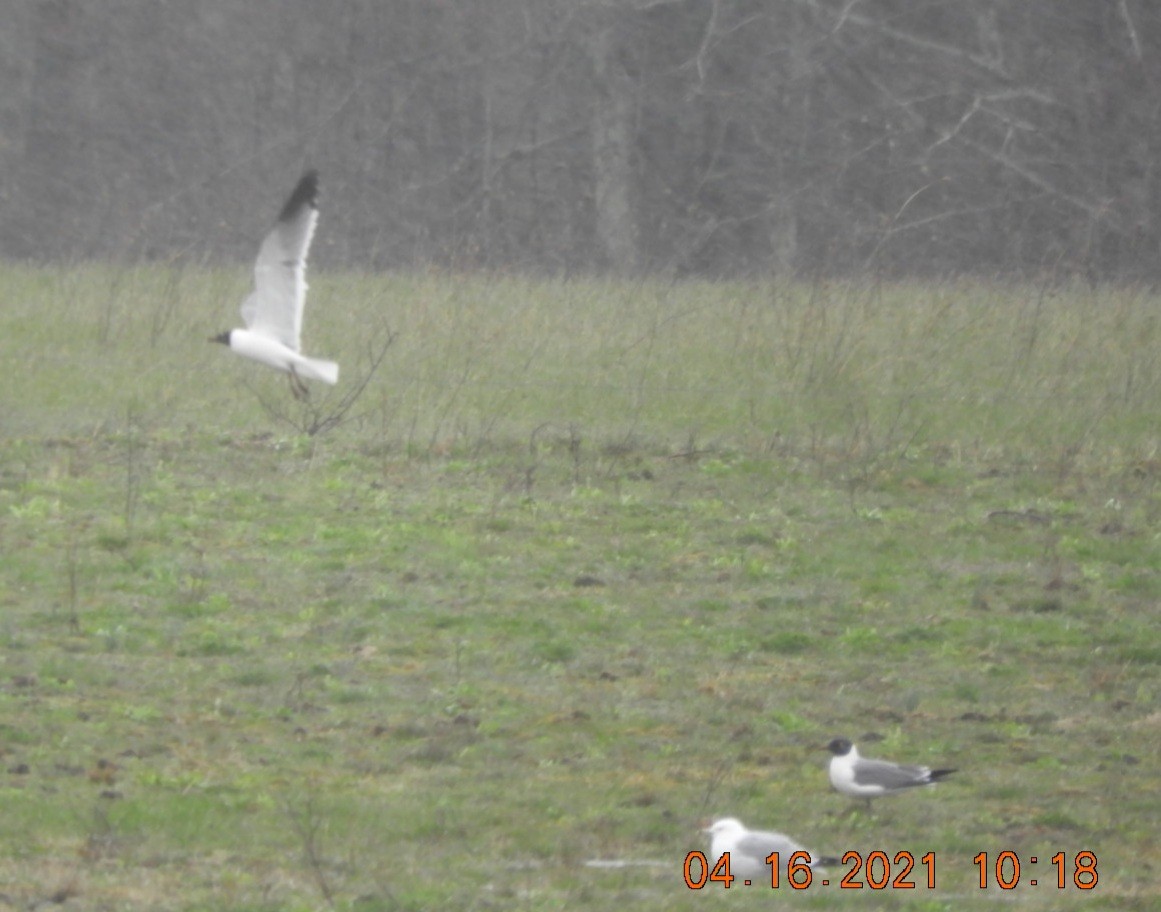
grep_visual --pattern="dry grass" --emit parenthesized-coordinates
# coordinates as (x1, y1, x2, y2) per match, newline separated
(0, 264, 1157, 910)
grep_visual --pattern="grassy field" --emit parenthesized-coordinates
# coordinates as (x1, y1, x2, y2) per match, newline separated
(0, 263, 1158, 910)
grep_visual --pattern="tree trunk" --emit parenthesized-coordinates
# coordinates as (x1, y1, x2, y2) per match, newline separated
(589, 24, 639, 274)
(16, 0, 94, 259)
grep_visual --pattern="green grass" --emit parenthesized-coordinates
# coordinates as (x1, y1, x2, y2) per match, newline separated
(0, 263, 1158, 909)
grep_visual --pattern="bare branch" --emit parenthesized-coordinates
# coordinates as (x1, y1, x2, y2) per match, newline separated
(958, 134, 1120, 231)
(694, 0, 722, 84)
(244, 322, 396, 438)
(791, 0, 1018, 82)
(304, 326, 397, 437)
(1118, 0, 1144, 61)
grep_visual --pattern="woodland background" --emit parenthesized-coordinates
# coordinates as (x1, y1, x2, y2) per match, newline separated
(1, 0, 1160, 281)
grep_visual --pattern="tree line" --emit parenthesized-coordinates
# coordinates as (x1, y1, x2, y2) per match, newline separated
(1, 0, 1158, 281)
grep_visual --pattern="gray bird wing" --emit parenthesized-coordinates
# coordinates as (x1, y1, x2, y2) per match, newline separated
(853, 757, 931, 790)
(735, 831, 811, 864)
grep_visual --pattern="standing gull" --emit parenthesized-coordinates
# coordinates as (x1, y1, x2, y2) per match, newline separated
(826, 737, 956, 808)
(704, 817, 835, 884)
(211, 170, 338, 398)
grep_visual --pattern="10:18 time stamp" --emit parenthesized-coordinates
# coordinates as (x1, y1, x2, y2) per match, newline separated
(683, 849, 1099, 891)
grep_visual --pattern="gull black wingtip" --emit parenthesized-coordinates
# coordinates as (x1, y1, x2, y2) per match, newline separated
(277, 169, 320, 222)
(209, 331, 231, 345)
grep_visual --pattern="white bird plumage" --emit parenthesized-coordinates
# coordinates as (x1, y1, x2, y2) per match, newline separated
(212, 170, 338, 397)
(704, 817, 831, 883)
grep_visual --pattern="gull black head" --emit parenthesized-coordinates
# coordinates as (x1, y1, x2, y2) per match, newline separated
(826, 737, 854, 756)
(209, 331, 232, 346)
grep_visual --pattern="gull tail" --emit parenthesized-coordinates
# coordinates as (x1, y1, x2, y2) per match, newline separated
(297, 357, 339, 385)
(928, 768, 957, 782)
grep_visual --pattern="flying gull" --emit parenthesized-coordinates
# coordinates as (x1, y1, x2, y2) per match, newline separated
(211, 170, 338, 398)
(826, 737, 956, 808)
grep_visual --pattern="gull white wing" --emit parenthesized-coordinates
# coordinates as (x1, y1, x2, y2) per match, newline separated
(735, 830, 811, 863)
(241, 170, 320, 352)
(706, 818, 829, 876)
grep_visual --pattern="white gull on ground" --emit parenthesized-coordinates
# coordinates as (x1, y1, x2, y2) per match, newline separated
(705, 817, 834, 883)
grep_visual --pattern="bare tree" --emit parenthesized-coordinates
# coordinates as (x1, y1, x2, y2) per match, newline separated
(2, 0, 1160, 280)
(588, 15, 641, 273)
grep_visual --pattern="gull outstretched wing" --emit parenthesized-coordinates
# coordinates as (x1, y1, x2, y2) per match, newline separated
(241, 170, 319, 352)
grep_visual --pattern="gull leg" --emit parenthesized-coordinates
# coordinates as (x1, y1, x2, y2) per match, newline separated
(288, 366, 310, 401)
(839, 799, 874, 819)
